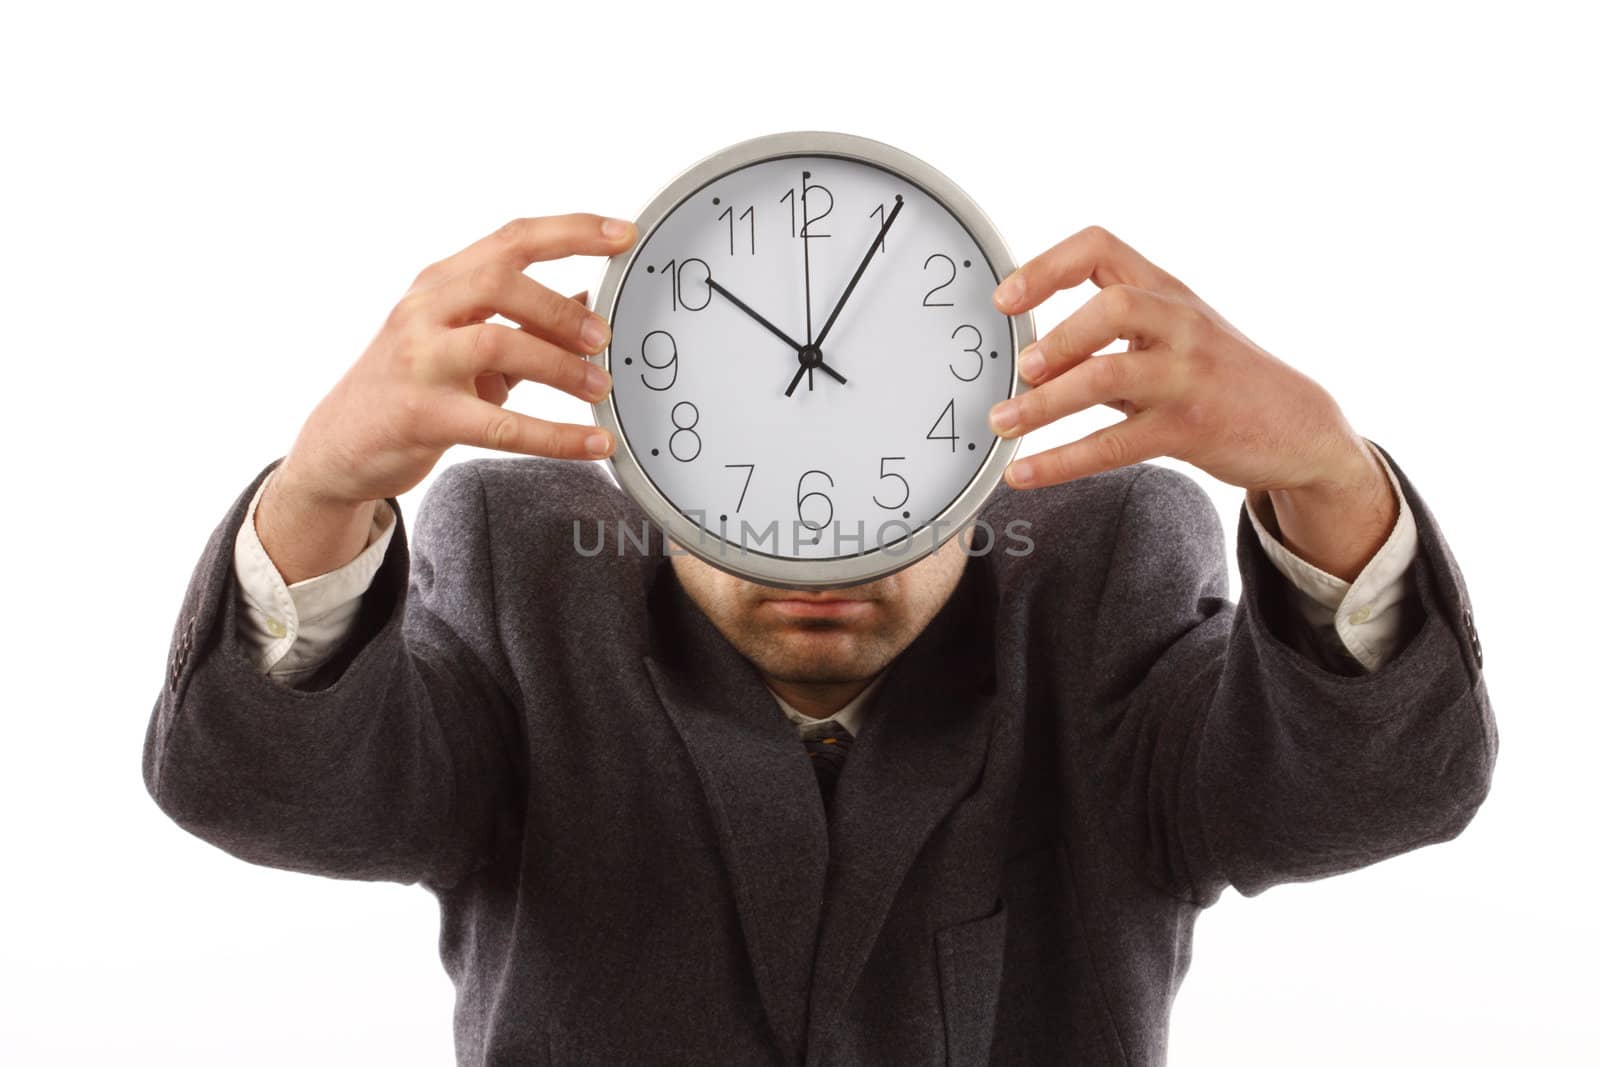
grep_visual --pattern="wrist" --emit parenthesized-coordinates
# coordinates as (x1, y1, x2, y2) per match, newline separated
(270, 455, 375, 513)
(257, 460, 380, 585)
(1262, 436, 1397, 582)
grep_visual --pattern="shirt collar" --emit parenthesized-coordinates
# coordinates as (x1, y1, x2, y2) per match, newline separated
(765, 671, 887, 738)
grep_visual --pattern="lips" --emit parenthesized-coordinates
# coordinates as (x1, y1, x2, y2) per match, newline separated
(762, 593, 874, 620)
(770, 592, 865, 603)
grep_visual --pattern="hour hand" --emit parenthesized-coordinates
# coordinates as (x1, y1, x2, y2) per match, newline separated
(706, 275, 847, 395)
(706, 278, 804, 352)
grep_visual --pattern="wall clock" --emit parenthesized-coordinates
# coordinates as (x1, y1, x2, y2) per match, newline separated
(590, 130, 1032, 588)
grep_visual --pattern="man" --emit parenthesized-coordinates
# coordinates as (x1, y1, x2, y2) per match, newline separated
(144, 213, 1495, 1065)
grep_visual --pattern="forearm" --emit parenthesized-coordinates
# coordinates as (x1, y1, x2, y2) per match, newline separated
(1084, 461, 1493, 903)
(148, 459, 520, 889)
(255, 460, 380, 585)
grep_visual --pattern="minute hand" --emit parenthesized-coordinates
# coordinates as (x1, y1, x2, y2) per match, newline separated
(813, 194, 904, 348)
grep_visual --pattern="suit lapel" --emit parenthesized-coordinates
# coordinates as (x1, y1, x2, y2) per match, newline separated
(803, 563, 999, 1063)
(642, 569, 830, 1067)
(641, 561, 999, 1067)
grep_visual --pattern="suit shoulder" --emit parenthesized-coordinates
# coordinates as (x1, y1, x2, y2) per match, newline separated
(974, 462, 1222, 585)
(432, 457, 661, 602)
(432, 456, 642, 526)
(1117, 462, 1218, 528)
(978, 461, 1176, 534)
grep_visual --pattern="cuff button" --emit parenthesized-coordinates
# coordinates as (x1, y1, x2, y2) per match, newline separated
(1461, 606, 1483, 667)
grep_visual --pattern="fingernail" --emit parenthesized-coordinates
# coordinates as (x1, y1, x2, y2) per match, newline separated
(995, 273, 1025, 310)
(989, 399, 1020, 436)
(585, 364, 610, 398)
(585, 430, 612, 457)
(602, 218, 632, 239)
(582, 316, 610, 352)
(1018, 344, 1046, 382)
(1007, 460, 1035, 488)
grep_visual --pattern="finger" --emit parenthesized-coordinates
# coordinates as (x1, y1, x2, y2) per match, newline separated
(414, 214, 636, 289)
(435, 293, 593, 388)
(565, 290, 591, 343)
(1004, 410, 1176, 489)
(990, 349, 1173, 440)
(1018, 285, 1183, 385)
(443, 323, 608, 402)
(512, 290, 591, 389)
(528, 293, 598, 383)
(430, 268, 611, 355)
(994, 225, 1185, 315)
(434, 395, 614, 460)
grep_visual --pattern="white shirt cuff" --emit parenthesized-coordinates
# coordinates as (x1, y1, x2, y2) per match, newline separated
(232, 467, 397, 678)
(1245, 440, 1419, 673)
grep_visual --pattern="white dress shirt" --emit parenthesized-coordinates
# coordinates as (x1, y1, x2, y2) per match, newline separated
(770, 674, 887, 739)
(232, 441, 1419, 734)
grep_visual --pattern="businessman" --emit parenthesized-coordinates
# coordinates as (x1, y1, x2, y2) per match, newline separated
(144, 213, 1496, 1065)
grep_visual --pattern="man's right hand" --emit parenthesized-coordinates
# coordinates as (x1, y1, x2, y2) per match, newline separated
(256, 213, 637, 584)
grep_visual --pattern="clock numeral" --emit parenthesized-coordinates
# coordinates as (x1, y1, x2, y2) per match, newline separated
(662, 258, 712, 312)
(780, 182, 833, 238)
(725, 463, 755, 511)
(926, 399, 959, 452)
(873, 456, 910, 511)
(796, 469, 835, 532)
(922, 254, 956, 307)
(718, 204, 755, 255)
(639, 330, 678, 391)
(669, 401, 702, 462)
(869, 204, 890, 253)
(950, 324, 983, 382)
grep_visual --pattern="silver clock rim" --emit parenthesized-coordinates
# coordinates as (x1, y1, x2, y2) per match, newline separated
(588, 130, 1034, 591)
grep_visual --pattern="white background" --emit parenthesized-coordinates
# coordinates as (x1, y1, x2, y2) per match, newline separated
(2, 1, 1593, 1063)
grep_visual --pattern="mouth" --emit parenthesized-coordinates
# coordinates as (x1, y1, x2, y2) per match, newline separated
(761, 592, 876, 622)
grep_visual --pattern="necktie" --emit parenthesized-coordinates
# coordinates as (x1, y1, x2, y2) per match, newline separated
(800, 720, 855, 814)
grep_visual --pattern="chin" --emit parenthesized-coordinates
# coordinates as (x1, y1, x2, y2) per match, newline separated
(773, 628, 862, 659)
(753, 630, 886, 682)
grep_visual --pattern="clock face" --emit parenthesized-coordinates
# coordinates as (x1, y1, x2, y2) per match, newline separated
(596, 136, 1026, 586)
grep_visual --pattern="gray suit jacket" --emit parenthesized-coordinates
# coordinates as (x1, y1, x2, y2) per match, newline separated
(143, 442, 1496, 1066)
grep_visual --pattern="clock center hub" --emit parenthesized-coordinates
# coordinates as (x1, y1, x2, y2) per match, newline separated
(796, 344, 824, 368)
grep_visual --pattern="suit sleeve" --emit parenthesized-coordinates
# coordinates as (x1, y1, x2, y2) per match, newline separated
(142, 457, 525, 891)
(1083, 442, 1496, 904)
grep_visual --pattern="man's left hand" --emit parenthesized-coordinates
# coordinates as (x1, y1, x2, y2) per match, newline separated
(988, 225, 1398, 582)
